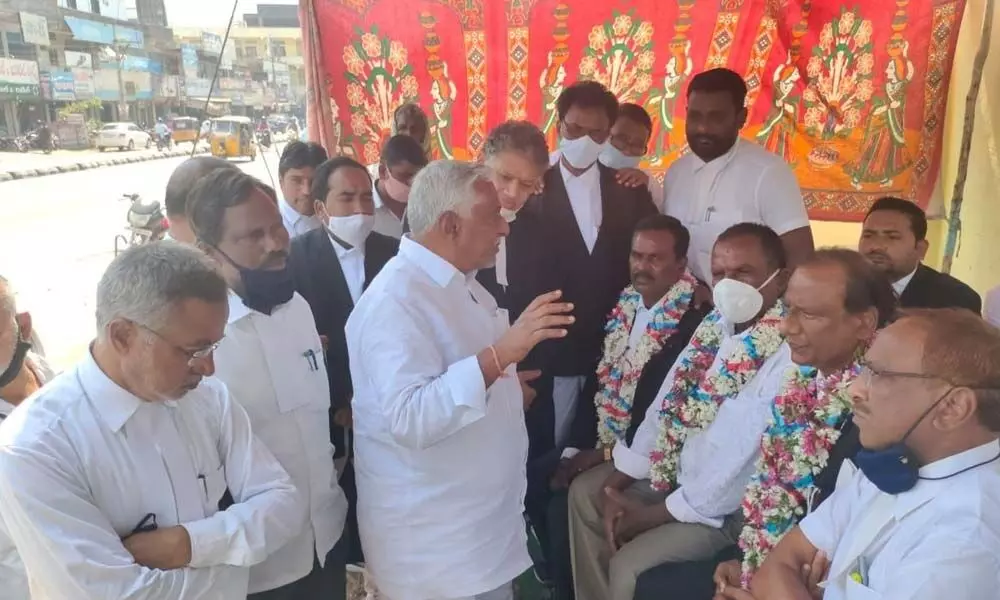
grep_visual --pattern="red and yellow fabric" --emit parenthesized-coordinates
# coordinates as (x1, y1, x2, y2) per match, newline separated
(300, 0, 966, 222)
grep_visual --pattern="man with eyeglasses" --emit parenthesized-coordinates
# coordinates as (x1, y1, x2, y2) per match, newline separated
(0, 243, 303, 598)
(729, 308, 1000, 600)
(187, 169, 350, 600)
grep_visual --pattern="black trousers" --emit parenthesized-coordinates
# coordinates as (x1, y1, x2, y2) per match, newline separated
(247, 533, 348, 600)
(632, 545, 742, 600)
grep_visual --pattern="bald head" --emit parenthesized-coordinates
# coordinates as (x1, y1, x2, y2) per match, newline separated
(165, 157, 238, 243)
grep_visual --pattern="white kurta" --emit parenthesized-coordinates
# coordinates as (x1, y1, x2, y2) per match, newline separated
(346, 237, 531, 600)
(0, 351, 302, 599)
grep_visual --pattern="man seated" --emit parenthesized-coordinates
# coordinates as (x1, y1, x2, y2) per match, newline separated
(278, 141, 329, 238)
(529, 215, 707, 598)
(568, 223, 794, 600)
(859, 196, 981, 313)
(163, 156, 238, 243)
(736, 308, 1000, 600)
(632, 249, 897, 600)
(371, 134, 428, 239)
(0, 243, 303, 598)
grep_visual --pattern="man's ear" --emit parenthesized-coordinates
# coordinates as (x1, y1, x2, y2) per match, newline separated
(916, 238, 929, 261)
(14, 312, 31, 342)
(439, 211, 461, 238)
(736, 107, 749, 130)
(106, 318, 138, 355)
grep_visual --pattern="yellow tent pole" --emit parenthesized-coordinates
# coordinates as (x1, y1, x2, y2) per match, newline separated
(942, 0, 995, 274)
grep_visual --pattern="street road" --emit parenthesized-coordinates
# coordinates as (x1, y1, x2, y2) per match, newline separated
(0, 143, 288, 371)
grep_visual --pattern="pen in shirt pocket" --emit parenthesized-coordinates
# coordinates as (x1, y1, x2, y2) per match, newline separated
(125, 512, 158, 539)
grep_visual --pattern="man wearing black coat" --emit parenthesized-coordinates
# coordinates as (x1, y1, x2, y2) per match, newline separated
(288, 156, 399, 564)
(859, 196, 981, 313)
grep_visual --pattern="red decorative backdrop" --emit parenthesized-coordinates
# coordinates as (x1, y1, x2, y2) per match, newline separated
(301, 0, 967, 222)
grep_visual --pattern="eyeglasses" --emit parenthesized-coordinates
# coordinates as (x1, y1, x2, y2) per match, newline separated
(138, 324, 221, 364)
(859, 360, 948, 386)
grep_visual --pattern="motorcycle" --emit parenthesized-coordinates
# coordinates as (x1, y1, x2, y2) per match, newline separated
(0, 137, 27, 152)
(258, 129, 272, 149)
(114, 193, 169, 256)
(25, 129, 55, 154)
(155, 132, 172, 151)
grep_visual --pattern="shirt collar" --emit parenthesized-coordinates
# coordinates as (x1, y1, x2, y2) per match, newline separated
(559, 160, 601, 185)
(0, 399, 14, 419)
(892, 266, 919, 296)
(329, 231, 365, 260)
(692, 138, 740, 173)
(227, 290, 254, 324)
(79, 348, 145, 433)
(895, 439, 1000, 518)
(372, 179, 386, 209)
(278, 196, 306, 226)
(398, 236, 463, 288)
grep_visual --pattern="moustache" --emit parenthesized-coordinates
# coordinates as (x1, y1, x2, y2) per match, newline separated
(262, 251, 288, 268)
(865, 251, 890, 261)
(632, 271, 653, 284)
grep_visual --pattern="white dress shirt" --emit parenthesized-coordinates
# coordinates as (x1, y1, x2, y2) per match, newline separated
(0, 351, 302, 599)
(279, 197, 322, 239)
(800, 439, 1000, 600)
(891, 267, 918, 297)
(0, 350, 55, 600)
(986, 285, 1000, 327)
(560, 162, 603, 254)
(372, 181, 405, 239)
(551, 149, 666, 213)
(330, 233, 366, 303)
(664, 139, 809, 282)
(614, 316, 793, 526)
(346, 237, 531, 600)
(213, 292, 348, 593)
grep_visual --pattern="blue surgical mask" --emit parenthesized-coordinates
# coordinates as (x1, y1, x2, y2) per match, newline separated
(215, 248, 294, 316)
(854, 388, 951, 494)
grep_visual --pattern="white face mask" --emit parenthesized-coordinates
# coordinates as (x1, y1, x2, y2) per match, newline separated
(559, 135, 605, 170)
(599, 145, 642, 170)
(712, 270, 780, 325)
(500, 207, 518, 223)
(327, 213, 374, 249)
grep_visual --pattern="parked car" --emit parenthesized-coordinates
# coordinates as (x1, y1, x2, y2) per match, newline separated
(96, 122, 151, 152)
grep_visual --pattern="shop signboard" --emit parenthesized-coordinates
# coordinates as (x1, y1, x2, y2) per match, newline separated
(201, 33, 223, 55)
(19, 12, 49, 47)
(65, 50, 94, 70)
(64, 16, 143, 47)
(51, 70, 76, 101)
(0, 58, 41, 98)
(72, 68, 94, 99)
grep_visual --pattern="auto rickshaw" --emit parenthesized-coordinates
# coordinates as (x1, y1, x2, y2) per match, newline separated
(169, 116, 199, 146)
(209, 116, 257, 161)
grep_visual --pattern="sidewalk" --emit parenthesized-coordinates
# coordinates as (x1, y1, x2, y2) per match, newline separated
(0, 142, 210, 182)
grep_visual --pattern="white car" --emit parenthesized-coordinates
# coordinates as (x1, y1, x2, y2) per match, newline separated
(96, 122, 151, 152)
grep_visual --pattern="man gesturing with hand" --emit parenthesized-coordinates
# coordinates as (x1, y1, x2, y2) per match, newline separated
(346, 161, 574, 600)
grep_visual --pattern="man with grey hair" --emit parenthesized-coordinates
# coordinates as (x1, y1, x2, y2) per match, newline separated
(346, 159, 574, 600)
(0, 242, 303, 599)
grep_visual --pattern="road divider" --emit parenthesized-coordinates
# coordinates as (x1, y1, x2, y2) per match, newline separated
(0, 147, 210, 183)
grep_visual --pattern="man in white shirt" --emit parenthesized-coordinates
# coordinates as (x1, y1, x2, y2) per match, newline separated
(187, 169, 350, 600)
(164, 156, 239, 243)
(346, 160, 574, 600)
(740, 308, 1000, 600)
(369, 134, 428, 239)
(0, 243, 303, 599)
(664, 68, 813, 284)
(278, 141, 328, 238)
(569, 223, 793, 600)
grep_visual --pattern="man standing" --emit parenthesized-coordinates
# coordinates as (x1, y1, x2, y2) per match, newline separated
(568, 223, 794, 600)
(521, 80, 658, 456)
(187, 170, 350, 600)
(346, 160, 574, 600)
(278, 141, 329, 238)
(742, 309, 1000, 600)
(371, 134, 428, 239)
(859, 196, 981, 313)
(289, 156, 400, 566)
(0, 243, 302, 598)
(163, 156, 238, 243)
(664, 68, 813, 284)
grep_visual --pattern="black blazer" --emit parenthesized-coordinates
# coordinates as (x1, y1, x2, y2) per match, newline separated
(289, 228, 399, 457)
(899, 263, 982, 314)
(512, 163, 658, 377)
(565, 301, 708, 451)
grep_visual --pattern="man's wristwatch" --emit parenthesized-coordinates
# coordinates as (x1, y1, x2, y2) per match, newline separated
(603, 446, 612, 462)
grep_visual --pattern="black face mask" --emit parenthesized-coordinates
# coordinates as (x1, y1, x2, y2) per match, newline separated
(0, 333, 31, 389)
(215, 248, 294, 316)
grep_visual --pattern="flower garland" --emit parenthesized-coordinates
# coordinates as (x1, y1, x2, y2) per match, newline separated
(648, 302, 786, 492)
(594, 272, 697, 447)
(738, 358, 862, 588)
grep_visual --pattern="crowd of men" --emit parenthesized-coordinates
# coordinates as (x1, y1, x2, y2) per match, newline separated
(0, 67, 997, 600)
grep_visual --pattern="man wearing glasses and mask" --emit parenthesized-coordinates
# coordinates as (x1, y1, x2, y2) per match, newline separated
(188, 170, 350, 600)
(0, 243, 302, 599)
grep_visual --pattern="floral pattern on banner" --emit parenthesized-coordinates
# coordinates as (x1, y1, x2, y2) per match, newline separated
(594, 272, 697, 447)
(306, 0, 967, 221)
(738, 358, 862, 587)
(648, 302, 786, 492)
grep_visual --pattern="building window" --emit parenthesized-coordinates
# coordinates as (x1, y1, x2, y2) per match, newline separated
(91, 0, 101, 13)
(48, 48, 60, 67)
(269, 41, 286, 58)
(4, 33, 36, 61)
(125, 81, 137, 95)
(245, 45, 258, 59)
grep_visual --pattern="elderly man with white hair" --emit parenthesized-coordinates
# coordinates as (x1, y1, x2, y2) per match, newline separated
(0, 243, 304, 599)
(346, 160, 575, 600)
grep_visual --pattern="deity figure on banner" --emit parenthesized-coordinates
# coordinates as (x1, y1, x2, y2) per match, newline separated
(343, 26, 420, 164)
(646, 40, 691, 165)
(421, 12, 458, 160)
(756, 21, 808, 166)
(846, 39, 914, 190)
(539, 3, 571, 151)
(328, 96, 358, 159)
(578, 10, 655, 103)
